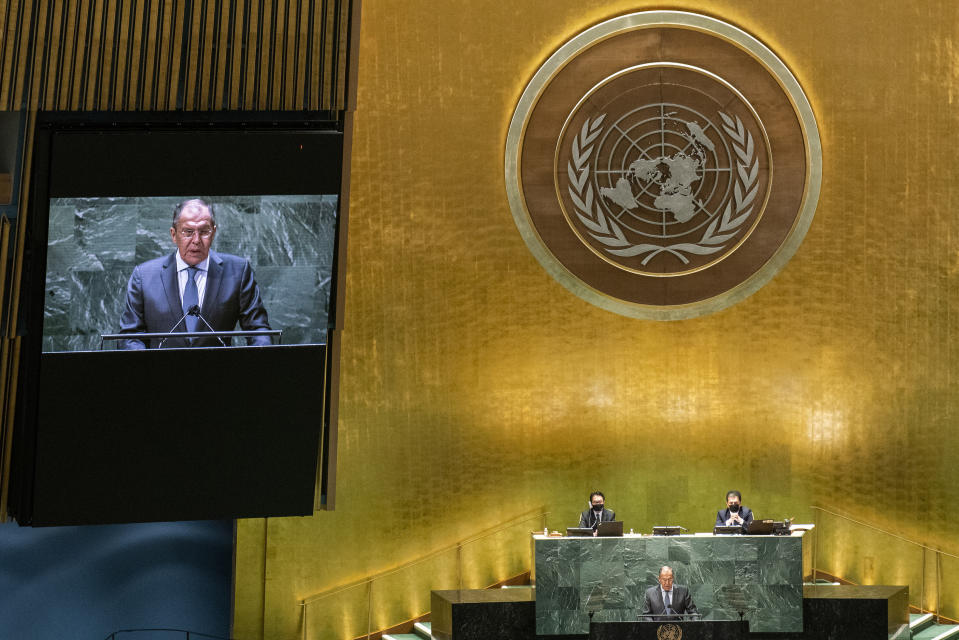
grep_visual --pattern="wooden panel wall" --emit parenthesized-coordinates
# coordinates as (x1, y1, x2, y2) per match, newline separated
(0, 0, 352, 112)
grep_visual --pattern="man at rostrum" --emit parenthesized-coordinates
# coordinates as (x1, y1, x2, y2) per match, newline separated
(641, 565, 698, 621)
(715, 490, 754, 532)
(579, 491, 615, 530)
(119, 198, 272, 349)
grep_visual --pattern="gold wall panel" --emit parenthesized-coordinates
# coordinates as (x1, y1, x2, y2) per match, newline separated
(225, 0, 959, 637)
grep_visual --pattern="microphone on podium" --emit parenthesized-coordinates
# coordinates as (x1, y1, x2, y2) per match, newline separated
(188, 305, 227, 346)
(158, 306, 195, 348)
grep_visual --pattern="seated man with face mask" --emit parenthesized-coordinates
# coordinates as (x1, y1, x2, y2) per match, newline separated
(579, 491, 616, 530)
(714, 490, 754, 532)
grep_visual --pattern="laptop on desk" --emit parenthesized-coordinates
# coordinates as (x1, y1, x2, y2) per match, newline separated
(565, 521, 624, 537)
(596, 521, 623, 537)
(747, 519, 776, 534)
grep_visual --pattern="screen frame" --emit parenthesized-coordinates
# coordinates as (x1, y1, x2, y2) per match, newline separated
(10, 111, 348, 523)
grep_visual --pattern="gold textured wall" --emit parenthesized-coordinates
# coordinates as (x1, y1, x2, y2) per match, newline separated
(234, 0, 959, 637)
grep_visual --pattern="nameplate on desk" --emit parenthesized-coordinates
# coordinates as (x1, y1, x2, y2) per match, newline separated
(652, 526, 683, 536)
(713, 526, 743, 535)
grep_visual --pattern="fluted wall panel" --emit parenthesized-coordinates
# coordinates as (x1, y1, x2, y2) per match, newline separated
(0, 0, 351, 112)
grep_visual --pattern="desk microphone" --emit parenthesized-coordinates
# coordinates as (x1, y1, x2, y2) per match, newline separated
(188, 305, 227, 346)
(158, 307, 194, 348)
(584, 583, 605, 619)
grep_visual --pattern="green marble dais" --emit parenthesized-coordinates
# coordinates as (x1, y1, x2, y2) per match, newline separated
(534, 535, 803, 634)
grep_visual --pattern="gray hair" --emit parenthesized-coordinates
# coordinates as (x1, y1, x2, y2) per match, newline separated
(172, 198, 217, 228)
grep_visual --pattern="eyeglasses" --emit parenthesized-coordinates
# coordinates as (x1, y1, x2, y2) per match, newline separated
(178, 227, 215, 239)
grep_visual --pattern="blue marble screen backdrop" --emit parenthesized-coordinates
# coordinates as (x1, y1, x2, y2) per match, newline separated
(43, 195, 338, 352)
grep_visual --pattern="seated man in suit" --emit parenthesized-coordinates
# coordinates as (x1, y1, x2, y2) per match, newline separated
(579, 491, 616, 531)
(119, 198, 272, 349)
(715, 490, 754, 532)
(641, 566, 699, 621)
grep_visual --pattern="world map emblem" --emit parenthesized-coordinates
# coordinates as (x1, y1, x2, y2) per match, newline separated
(656, 623, 683, 640)
(506, 11, 821, 319)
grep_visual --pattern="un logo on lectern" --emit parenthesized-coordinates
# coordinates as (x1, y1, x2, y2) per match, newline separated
(505, 11, 821, 319)
(656, 623, 683, 640)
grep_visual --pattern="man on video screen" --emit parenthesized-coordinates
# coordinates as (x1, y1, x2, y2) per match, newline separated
(119, 198, 272, 349)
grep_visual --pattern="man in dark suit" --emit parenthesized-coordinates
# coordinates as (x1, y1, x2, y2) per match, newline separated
(579, 491, 616, 530)
(714, 490, 754, 532)
(119, 199, 272, 349)
(641, 566, 699, 621)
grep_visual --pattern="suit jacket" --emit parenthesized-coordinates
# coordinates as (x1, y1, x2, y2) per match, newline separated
(119, 251, 271, 349)
(641, 585, 698, 620)
(579, 507, 616, 529)
(715, 506, 754, 531)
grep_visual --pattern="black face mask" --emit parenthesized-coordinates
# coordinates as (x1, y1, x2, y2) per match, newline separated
(729, 504, 740, 513)
(592, 504, 605, 512)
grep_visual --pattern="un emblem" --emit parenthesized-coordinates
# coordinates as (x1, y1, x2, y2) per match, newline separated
(506, 11, 821, 319)
(656, 623, 683, 640)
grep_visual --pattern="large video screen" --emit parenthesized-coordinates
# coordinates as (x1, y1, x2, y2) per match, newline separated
(43, 194, 337, 352)
(10, 122, 345, 525)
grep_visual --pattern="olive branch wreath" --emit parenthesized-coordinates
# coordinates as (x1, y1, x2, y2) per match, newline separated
(567, 111, 758, 266)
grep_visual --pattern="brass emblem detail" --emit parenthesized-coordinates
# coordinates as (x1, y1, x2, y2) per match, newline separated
(657, 623, 683, 640)
(506, 11, 821, 319)
(559, 67, 769, 277)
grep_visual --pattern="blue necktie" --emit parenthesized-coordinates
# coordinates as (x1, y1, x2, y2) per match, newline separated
(183, 266, 199, 333)
(664, 591, 672, 613)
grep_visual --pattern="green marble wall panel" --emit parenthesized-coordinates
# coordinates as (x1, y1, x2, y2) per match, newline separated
(534, 534, 803, 634)
(43, 195, 337, 351)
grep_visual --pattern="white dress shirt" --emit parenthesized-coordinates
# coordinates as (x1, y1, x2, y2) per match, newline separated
(175, 252, 210, 308)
